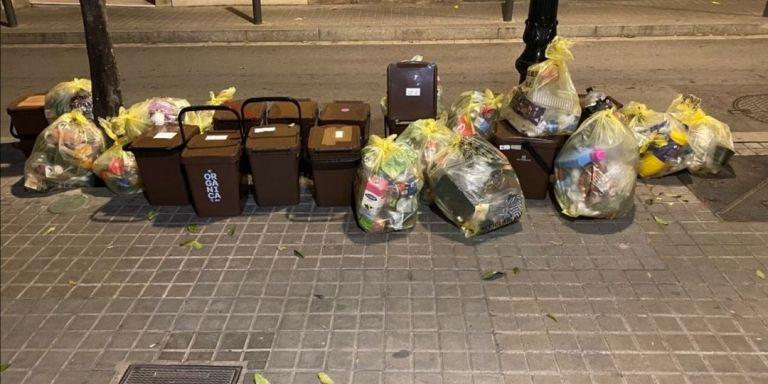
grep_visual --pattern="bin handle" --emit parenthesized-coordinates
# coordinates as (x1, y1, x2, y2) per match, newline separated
(9, 120, 20, 139)
(240, 96, 302, 138)
(178, 104, 242, 143)
(521, 141, 554, 174)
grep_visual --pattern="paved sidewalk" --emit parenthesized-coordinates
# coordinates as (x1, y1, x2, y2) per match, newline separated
(1, 0, 767, 44)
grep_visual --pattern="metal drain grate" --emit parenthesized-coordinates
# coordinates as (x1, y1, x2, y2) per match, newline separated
(118, 364, 241, 384)
(731, 94, 768, 123)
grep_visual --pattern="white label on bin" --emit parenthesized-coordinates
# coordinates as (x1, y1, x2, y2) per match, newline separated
(335, 130, 344, 139)
(499, 144, 521, 151)
(405, 88, 421, 97)
(253, 127, 276, 133)
(204, 169, 222, 203)
(340, 108, 350, 112)
(153, 132, 177, 139)
(205, 135, 229, 141)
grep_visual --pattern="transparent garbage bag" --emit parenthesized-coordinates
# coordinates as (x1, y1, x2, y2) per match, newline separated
(554, 109, 638, 218)
(501, 37, 581, 137)
(44, 78, 93, 123)
(395, 118, 459, 202)
(24, 111, 106, 192)
(667, 94, 734, 175)
(92, 121, 141, 195)
(621, 102, 692, 178)
(355, 135, 424, 233)
(183, 87, 237, 132)
(97, 100, 154, 143)
(147, 97, 191, 126)
(428, 136, 525, 237)
(447, 89, 503, 139)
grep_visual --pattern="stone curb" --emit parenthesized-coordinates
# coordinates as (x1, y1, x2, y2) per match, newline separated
(1, 22, 766, 45)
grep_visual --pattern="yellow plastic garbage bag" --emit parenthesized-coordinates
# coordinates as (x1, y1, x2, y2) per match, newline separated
(621, 101, 692, 178)
(355, 135, 424, 233)
(428, 136, 525, 237)
(667, 94, 734, 175)
(92, 122, 142, 195)
(44, 78, 93, 122)
(396, 118, 459, 201)
(184, 87, 237, 133)
(501, 37, 581, 137)
(448, 89, 503, 139)
(554, 109, 638, 218)
(24, 110, 106, 192)
(97, 100, 153, 143)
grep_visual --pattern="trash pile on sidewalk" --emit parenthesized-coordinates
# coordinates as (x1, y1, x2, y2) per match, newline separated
(6, 37, 736, 237)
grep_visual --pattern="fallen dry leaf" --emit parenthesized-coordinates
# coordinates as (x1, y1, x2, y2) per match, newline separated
(481, 270, 506, 281)
(179, 239, 203, 250)
(653, 215, 670, 226)
(293, 249, 305, 259)
(757, 270, 766, 280)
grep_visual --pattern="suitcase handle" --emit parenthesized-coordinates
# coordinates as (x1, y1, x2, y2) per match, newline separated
(178, 105, 242, 143)
(240, 97, 303, 139)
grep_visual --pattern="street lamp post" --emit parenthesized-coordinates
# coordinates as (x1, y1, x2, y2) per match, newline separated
(515, 0, 560, 83)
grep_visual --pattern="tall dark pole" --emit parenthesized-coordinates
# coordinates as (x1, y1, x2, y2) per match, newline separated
(515, 0, 559, 83)
(252, 0, 262, 25)
(80, 0, 123, 120)
(502, 0, 514, 22)
(2, 0, 18, 28)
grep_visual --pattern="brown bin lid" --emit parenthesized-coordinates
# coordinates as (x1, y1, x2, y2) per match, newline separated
(319, 101, 370, 123)
(7, 93, 46, 113)
(307, 124, 361, 161)
(245, 124, 300, 152)
(492, 120, 565, 149)
(181, 130, 242, 164)
(215, 99, 265, 122)
(268, 99, 318, 121)
(131, 124, 200, 150)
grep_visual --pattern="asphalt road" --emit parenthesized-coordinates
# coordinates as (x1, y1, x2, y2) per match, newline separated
(1, 37, 767, 140)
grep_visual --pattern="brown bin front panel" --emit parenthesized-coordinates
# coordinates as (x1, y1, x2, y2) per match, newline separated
(181, 131, 246, 217)
(245, 124, 301, 207)
(319, 101, 371, 145)
(131, 124, 200, 206)
(8, 93, 48, 158)
(213, 99, 265, 131)
(307, 125, 361, 207)
(491, 120, 565, 200)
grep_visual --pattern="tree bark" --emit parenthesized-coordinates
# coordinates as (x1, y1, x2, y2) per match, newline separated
(79, 0, 122, 120)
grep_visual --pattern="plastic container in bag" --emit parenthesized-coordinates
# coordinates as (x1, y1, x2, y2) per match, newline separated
(428, 136, 525, 237)
(621, 102, 692, 178)
(24, 110, 106, 192)
(667, 94, 734, 175)
(355, 135, 423, 233)
(447, 89, 503, 139)
(45, 78, 93, 122)
(501, 37, 581, 137)
(553, 109, 638, 218)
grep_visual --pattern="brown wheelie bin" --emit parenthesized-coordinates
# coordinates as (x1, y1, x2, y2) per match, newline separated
(213, 99, 265, 131)
(6, 93, 48, 158)
(385, 61, 437, 136)
(241, 97, 302, 207)
(128, 123, 202, 206)
(307, 124, 361, 207)
(179, 105, 247, 217)
(491, 119, 565, 199)
(319, 101, 371, 146)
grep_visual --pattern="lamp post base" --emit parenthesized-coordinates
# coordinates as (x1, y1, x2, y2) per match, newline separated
(515, 0, 559, 83)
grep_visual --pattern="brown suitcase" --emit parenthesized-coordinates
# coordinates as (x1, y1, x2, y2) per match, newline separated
(386, 61, 437, 136)
(319, 101, 371, 146)
(179, 106, 247, 217)
(241, 97, 302, 207)
(7, 93, 48, 158)
(491, 120, 565, 199)
(129, 123, 202, 206)
(307, 124, 361, 207)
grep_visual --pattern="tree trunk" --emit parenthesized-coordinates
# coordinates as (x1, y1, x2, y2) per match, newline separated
(79, 0, 122, 120)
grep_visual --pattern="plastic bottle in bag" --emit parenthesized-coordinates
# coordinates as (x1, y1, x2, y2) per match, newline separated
(667, 94, 734, 175)
(45, 78, 93, 123)
(554, 109, 638, 218)
(24, 110, 106, 192)
(501, 37, 581, 137)
(447, 89, 504, 139)
(428, 136, 525, 237)
(355, 135, 423, 233)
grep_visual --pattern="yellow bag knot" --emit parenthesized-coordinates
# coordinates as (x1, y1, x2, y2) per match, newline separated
(70, 78, 92, 92)
(67, 110, 90, 125)
(207, 86, 236, 106)
(622, 102, 652, 122)
(545, 36, 574, 63)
